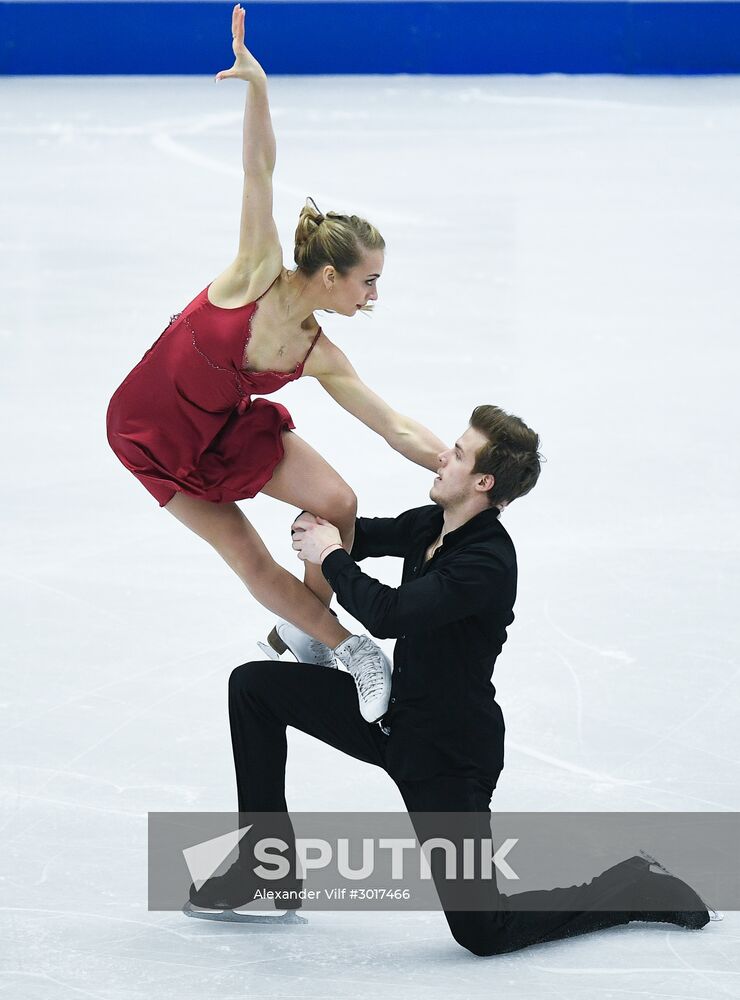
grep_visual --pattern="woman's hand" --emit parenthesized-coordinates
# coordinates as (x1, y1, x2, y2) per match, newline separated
(215, 5, 266, 84)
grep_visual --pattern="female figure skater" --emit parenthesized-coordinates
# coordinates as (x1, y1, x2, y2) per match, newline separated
(106, 5, 446, 722)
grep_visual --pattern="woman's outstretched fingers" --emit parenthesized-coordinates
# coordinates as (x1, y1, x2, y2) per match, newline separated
(215, 7, 240, 81)
(231, 4, 243, 47)
(215, 4, 264, 83)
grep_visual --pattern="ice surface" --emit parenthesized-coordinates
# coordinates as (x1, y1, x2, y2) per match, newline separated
(1, 74, 739, 997)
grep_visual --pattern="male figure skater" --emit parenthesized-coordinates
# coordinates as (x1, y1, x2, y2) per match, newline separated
(190, 405, 711, 955)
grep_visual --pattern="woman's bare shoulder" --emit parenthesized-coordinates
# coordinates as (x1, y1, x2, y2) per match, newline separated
(208, 252, 284, 308)
(303, 329, 354, 380)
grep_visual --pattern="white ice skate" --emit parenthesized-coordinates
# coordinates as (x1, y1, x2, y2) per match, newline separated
(334, 634, 392, 724)
(258, 620, 338, 668)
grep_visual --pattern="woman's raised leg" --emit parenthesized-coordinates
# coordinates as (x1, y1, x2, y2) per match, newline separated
(260, 431, 357, 608)
(164, 493, 349, 649)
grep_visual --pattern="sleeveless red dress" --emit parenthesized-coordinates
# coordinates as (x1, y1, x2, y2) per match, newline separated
(106, 283, 321, 506)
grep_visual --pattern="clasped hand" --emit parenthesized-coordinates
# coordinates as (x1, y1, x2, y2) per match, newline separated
(291, 512, 343, 564)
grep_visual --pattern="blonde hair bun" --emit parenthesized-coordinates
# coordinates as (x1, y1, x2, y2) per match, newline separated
(294, 197, 385, 275)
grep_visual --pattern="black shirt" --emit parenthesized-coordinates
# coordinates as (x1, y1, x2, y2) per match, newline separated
(322, 504, 517, 782)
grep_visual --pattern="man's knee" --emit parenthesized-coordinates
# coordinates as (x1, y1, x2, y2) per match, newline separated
(229, 660, 274, 703)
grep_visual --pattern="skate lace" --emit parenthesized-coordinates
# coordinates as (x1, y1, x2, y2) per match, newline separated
(352, 643, 386, 699)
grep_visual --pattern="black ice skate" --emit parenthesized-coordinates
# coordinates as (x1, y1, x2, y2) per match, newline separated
(588, 852, 718, 930)
(633, 850, 723, 927)
(184, 857, 307, 925)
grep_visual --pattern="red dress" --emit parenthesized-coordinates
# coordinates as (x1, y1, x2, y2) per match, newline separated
(106, 283, 321, 506)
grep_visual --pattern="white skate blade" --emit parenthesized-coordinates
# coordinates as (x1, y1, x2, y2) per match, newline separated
(182, 901, 307, 925)
(256, 641, 280, 661)
(709, 909, 724, 921)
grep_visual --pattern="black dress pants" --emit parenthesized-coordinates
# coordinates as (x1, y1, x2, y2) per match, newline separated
(228, 660, 633, 956)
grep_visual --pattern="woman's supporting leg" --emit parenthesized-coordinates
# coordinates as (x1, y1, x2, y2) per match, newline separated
(261, 431, 357, 608)
(165, 492, 349, 648)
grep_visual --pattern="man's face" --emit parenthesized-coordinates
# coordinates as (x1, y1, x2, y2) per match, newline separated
(429, 426, 491, 509)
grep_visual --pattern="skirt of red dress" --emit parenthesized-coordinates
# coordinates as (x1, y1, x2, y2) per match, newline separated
(107, 393, 295, 507)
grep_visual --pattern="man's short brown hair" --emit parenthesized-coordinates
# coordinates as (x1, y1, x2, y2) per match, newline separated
(469, 405, 542, 507)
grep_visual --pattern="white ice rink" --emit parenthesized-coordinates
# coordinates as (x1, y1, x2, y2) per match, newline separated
(2, 73, 740, 998)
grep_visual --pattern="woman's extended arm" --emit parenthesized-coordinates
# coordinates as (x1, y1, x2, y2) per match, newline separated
(209, 5, 282, 305)
(306, 337, 447, 472)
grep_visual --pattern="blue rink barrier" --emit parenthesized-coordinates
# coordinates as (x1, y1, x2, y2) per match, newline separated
(2, 2, 740, 75)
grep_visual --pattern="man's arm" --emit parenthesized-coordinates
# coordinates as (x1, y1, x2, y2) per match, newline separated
(350, 508, 425, 561)
(293, 507, 428, 562)
(321, 547, 508, 639)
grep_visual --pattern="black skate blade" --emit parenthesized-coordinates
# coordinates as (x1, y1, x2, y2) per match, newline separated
(183, 901, 307, 924)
